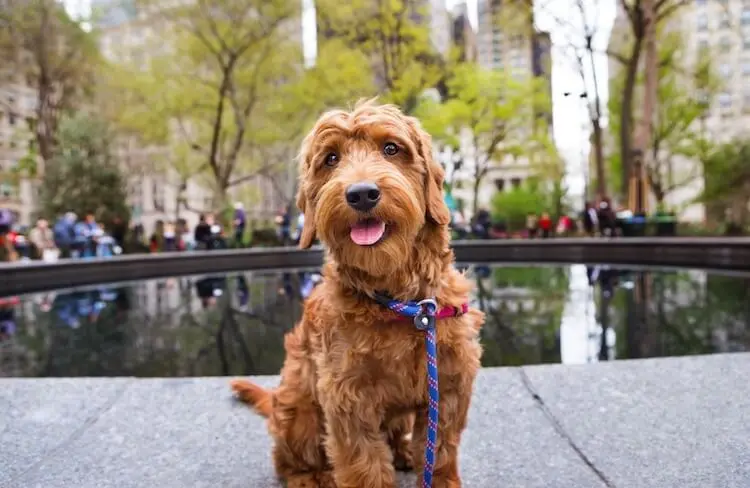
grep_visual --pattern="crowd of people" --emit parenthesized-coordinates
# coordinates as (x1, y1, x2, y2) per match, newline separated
(0, 195, 660, 263)
(449, 197, 625, 241)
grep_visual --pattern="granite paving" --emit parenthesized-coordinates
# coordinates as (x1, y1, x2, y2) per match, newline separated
(2, 354, 748, 488)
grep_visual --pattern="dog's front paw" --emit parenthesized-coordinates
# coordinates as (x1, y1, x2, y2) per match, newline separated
(286, 471, 337, 488)
(391, 436, 414, 472)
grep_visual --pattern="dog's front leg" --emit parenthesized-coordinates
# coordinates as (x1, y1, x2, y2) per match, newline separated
(322, 395, 396, 488)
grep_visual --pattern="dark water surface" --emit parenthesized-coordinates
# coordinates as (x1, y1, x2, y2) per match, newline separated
(1, 265, 749, 377)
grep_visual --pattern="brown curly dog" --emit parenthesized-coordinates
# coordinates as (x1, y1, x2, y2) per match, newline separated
(231, 100, 483, 488)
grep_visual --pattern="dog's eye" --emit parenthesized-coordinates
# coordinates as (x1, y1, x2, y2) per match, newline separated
(383, 142, 399, 156)
(324, 153, 338, 166)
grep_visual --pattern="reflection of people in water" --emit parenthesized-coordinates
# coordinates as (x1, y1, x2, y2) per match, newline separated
(51, 288, 114, 328)
(236, 275, 249, 309)
(0, 296, 19, 342)
(196, 276, 227, 308)
(586, 266, 626, 298)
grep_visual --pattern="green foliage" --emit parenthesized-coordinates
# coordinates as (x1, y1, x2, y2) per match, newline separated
(39, 113, 130, 224)
(700, 139, 750, 227)
(316, 0, 444, 112)
(416, 64, 556, 214)
(607, 30, 719, 207)
(491, 184, 548, 231)
(1, 0, 99, 161)
(104, 0, 303, 206)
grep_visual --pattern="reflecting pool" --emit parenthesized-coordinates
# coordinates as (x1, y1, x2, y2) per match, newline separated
(1, 265, 748, 377)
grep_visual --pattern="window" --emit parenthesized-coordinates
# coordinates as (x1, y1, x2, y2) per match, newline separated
(743, 60, 750, 75)
(494, 179, 506, 192)
(696, 0, 706, 4)
(698, 39, 709, 52)
(719, 63, 732, 77)
(718, 92, 732, 110)
(511, 177, 522, 189)
(745, 36, 750, 50)
(697, 16, 708, 30)
(8, 112, 16, 126)
(742, 9, 750, 25)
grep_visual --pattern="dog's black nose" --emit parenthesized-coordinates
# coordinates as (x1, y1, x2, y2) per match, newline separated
(345, 182, 381, 212)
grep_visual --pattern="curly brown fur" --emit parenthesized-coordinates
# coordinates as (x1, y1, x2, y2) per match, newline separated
(232, 100, 483, 488)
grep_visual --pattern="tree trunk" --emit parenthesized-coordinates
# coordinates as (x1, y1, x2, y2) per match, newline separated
(585, 36, 607, 198)
(592, 118, 606, 198)
(472, 176, 481, 218)
(619, 36, 643, 200)
(634, 0, 657, 153)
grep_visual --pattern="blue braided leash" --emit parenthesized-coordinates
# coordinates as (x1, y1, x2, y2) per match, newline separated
(375, 294, 439, 488)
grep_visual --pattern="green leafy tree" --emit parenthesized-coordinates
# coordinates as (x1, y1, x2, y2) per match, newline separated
(490, 175, 567, 232)
(39, 113, 130, 224)
(253, 38, 377, 207)
(607, 30, 719, 209)
(107, 0, 301, 209)
(316, 0, 445, 112)
(417, 64, 554, 215)
(700, 139, 750, 230)
(0, 0, 98, 163)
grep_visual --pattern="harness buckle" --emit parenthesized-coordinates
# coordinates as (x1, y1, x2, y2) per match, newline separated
(414, 298, 438, 331)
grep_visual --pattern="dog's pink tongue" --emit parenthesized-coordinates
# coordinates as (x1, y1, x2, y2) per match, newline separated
(350, 220, 386, 246)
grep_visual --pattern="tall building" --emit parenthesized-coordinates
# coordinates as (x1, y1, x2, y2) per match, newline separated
(0, 62, 38, 226)
(452, 0, 554, 215)
(451, 1, 477, 62)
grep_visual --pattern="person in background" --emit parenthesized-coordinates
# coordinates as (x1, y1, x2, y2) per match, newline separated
(538, 212, 553, 238)
(163, 221, 178, 252)
(556, 214, 573, 237)
(233, 202, 246, 247)
(149, 220, 165, 253)
(110, 216, 127, 249)
(597, 197, 617, 237)
(526, 212, 538, 239)
(74, 212, 99, 258)
(275, 206, 291, 245)
(53, 212, 77, 257)
(582, 201, 599, 237)
(471, 208, 491, 239)
(29, 218, 58, 261)
(194, 214, 211, 248)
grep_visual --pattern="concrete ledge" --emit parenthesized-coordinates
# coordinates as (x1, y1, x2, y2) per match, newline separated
(3, 238, 750, 297)
(1, 354, 749, 487)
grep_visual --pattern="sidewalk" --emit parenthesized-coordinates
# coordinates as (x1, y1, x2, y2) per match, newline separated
(1, 353, 748, 488)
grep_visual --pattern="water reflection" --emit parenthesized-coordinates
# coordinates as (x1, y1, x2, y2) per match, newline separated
(1, 266, 748, 377)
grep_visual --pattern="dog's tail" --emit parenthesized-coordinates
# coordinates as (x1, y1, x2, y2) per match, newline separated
(230, 379, 273, 418)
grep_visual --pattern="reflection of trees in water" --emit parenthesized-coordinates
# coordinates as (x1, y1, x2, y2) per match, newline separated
(476, 266, 570, 367)
(602, 271, 750, 360)
(4, 273, 305, 377)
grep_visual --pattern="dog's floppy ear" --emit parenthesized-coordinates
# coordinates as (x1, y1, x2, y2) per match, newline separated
(295, 133, 317, 249)
(408, 117, 451, 226)
(295, 186, 316, 249)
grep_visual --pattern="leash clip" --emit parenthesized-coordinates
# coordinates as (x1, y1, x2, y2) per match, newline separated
(414, 298, 438, 331)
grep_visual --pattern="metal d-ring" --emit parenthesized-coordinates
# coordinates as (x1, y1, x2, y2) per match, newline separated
(414, 298, 438, 330)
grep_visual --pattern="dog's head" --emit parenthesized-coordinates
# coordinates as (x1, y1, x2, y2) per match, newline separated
(295, 100, 451, 276)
